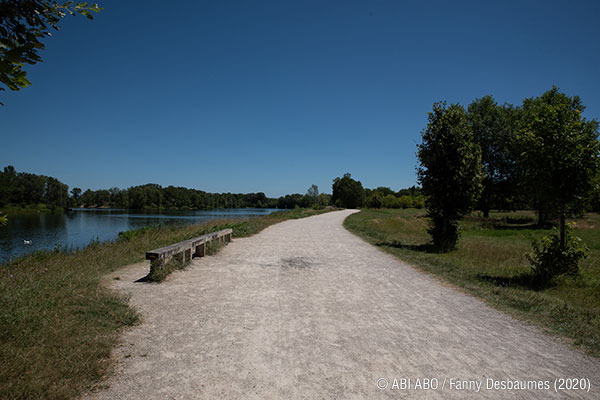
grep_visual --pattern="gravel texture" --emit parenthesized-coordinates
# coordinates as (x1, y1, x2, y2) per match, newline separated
(89, 209, 599, 399)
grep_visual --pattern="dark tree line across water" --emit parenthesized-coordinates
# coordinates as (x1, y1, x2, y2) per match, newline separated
(0, 166, 276, 210)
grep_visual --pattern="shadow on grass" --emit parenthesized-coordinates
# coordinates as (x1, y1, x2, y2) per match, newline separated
(487, 223, 545, 231)
(376, 240, 438, 253)
(477, 272, 552, 291)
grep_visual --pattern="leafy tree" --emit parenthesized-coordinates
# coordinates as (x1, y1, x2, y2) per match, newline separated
(366, 193, 384, 208)
(519, 86, 600, 249)
(331, 173, 366, 208)
(468, 96, 521, 217)
(306, 184, 319, 205)
(70, 187, 81, 202)
(383, 194, 400, 209)
(397, 195, 414, 209)
(44, 176, 68, 209)
(0, 1, 101, 102)
(417, 102, 484, 252)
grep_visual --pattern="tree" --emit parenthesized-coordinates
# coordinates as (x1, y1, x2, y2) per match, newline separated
(468, 96, 520, 217)
(331, 173, 366, 208)
(519, 86, 600, 249)
(0, 1, 101, 102)
(417, 102, 484, 252)
(306, 184, 319, 204)
(44, 176, 68, 209)
(70, 187, 82, 205)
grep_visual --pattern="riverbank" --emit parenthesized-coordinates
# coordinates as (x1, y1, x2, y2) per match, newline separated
(1, 204, 64, 215)
(0, 208, 331, 399)
(344, 208, 600, 357)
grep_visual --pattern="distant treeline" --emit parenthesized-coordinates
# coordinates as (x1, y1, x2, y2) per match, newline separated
(0, 166, 69, 211)
(0, 166, 427, 212)
(365, 186, 425, 209)
(0, 166, 276, 210)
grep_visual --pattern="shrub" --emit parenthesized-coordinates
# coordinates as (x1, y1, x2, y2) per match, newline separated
(526, 223, 588, 285)
(383, 194, 401, 209)
(367, 194, 383, 208)
(397, 195, 414, 209)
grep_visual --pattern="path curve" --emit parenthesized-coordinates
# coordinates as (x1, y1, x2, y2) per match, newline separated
(91, 210, 599, 399)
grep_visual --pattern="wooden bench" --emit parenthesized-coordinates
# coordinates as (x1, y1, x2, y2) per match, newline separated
(146, 228, 232, 276)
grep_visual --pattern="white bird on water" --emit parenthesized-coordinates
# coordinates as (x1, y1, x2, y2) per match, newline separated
(24, 240, 32, 245)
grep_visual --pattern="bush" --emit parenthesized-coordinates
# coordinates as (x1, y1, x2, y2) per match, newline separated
(526, 223, 588, 285)
(117, 226, 150, 241)
(367, 194, 383, 208)
(397, 195, 414, 209)
(383, 194, 400, 209)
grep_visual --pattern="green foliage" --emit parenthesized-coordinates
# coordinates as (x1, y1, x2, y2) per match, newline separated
(0, 212, 6, 225)
(397, 195, 414, 209)
(468, 95, 522, 216)
(367, 193, 384, 208)
(306, 184, 319, 203)
(527, 223, 588, 285)
(117, 226, 149, 241)
(518, 86, 600, 232)
(417, 102, 484, 251)
(383, 194, 400, 209)
(1, 166, 282, 210)
(0, 165, 69, 210)
(0, 1, 101, 102)
(331, 173, 366, 208)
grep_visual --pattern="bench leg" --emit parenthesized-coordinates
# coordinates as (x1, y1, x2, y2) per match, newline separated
(195, 243, 205, 257)
(174, 252, 184, 264)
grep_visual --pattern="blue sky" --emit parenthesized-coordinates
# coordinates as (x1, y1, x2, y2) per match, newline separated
(2, 0, 599, 197)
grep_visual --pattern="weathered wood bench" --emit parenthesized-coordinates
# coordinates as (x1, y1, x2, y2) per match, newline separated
(146, 228, 232, 276)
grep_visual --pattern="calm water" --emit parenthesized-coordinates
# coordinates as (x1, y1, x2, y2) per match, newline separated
(0, 208, 278, 263)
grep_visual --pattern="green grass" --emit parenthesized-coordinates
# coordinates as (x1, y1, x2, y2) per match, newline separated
(344, 208, 600, 357)
(0, 207, 331, 399)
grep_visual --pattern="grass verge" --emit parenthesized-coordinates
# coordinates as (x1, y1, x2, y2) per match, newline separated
(0, 207, 331, 399)
(344, 208, 600, 357)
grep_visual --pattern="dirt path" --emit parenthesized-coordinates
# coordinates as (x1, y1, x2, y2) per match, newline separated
(90, 210, 599, 399)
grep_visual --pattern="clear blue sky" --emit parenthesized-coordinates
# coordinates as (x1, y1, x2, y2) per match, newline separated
(2, 0, 599, 197)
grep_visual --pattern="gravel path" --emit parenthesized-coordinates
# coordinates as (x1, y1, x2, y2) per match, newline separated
(90, 210, 599, 399)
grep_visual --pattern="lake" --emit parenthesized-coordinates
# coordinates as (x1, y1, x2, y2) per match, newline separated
(0, 208, 279, 263)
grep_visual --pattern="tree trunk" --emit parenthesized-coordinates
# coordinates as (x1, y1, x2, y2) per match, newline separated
(560, 206, 566, 249)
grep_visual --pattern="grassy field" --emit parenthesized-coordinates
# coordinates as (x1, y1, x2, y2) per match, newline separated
(0, 208, 330, 400)
(344, 208, 600, 357)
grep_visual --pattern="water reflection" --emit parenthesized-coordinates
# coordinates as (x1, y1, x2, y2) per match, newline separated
(0, 208, 278, 263)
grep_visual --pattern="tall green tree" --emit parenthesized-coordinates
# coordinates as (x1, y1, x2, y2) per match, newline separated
(0, 1, 101, 102)
(331, 173, 366, 208)
(519, 86, 600, 248)
(44, 176, 68, 209)
(417, 102, 484, 252)
(468, 95, 520, 217)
